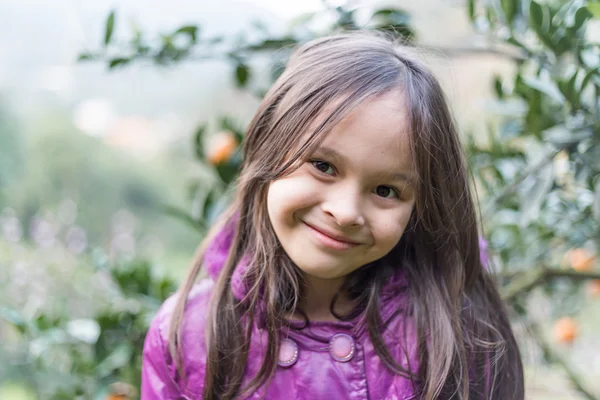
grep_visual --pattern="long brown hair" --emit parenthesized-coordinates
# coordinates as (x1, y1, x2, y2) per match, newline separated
(168, 31, 524, 399)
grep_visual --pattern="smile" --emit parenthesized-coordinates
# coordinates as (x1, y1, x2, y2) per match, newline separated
(302, 221, 360, 251)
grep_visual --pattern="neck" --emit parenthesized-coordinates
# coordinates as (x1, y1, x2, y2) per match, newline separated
(295, 274, 355, 322)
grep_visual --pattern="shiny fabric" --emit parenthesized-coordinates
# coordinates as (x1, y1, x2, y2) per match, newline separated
(141, 219, 421, 399)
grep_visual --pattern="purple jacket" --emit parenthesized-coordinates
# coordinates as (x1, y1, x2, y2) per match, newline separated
(141, 221, 421, 399)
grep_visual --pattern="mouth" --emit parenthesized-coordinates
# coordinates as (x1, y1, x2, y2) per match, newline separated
(302, 221, 361, 250)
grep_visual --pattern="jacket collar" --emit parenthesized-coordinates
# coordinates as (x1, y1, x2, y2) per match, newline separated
(203, 214, 410, 329)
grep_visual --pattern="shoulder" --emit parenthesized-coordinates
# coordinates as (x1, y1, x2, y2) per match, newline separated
(142, 278, 215, 398)
(149, 278, 215, 344)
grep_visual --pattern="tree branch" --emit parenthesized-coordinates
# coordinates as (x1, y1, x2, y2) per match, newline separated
(414, 44, 528, 62)
(502, 267, 600, 302)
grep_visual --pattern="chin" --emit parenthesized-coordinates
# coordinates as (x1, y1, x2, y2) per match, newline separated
(295, 263, 350, 280)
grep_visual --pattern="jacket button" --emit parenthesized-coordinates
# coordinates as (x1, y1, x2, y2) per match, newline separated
(278, 338, 299, 367)
(329, 333, 355, 362)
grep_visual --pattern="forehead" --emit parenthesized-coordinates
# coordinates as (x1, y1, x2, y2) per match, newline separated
(318, 90, 413, 172)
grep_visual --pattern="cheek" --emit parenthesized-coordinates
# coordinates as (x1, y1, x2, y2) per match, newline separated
(372, 206, 414, 248)
(267, 175, 319, 222)
(266, 181, 286, 227)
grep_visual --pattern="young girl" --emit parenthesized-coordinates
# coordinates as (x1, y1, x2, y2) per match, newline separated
(141, 32, 524, 399)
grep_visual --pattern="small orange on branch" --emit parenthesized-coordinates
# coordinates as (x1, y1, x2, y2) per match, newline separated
(564, 248, 596, 272)
(552, 317, 578, 345)
(585, 279, 600, 298)
(207, 131, 238, 165)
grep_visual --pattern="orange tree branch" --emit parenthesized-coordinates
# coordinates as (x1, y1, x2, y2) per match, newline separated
(501, 267, 600, 302)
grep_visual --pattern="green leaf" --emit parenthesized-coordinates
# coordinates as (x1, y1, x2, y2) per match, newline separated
(587, 3, 600, 19)
(507, 36, 529, 53)
(530, 1, 544, 30)
(154, 277, 177, 301)
(194, 124, 206, 160)
(494, 75, 504, 98)
(216, 158, 240, 184)
(235, 63, 250, 88)
(0, 307, 28, 334)
(78, 53, 95, 61)
(567, 71, 578, 102)
(370, 8, 415, 40)
(501, 0, 517, 26)
(35, 314, 62, 331)
(468, 0, 475, 21)
(174, 25, 199, 42)
(557, 71, 580, 107)
(108, 57, 130, 69)
(246, 38, 297, 51)
(104, 10, 116, 46)
(529, 1, 554, 48)
(573, 7, 592, 31)
(554, 36, 571, 56)
(581, 66, 600, 91)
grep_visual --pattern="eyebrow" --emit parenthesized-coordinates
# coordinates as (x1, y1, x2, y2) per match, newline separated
(314, 146, 414, 183)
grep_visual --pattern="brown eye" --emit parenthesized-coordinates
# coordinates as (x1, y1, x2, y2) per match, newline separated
(375, 185, 398, 199)
(311, 160, 335, 175)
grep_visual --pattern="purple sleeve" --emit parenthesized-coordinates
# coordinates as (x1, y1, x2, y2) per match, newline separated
(141, 312, 181, 399)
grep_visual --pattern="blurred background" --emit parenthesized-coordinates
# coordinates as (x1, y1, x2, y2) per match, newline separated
(1, 0, 599, 398)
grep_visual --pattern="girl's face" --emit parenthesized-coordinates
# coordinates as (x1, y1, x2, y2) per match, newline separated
(267, 90, 416, 281)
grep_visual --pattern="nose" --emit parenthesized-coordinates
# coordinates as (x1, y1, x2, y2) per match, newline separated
(321, 185, 365, 227)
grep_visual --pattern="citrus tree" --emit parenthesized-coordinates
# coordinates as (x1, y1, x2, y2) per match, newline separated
(4, 0, 600, 398)
(85, 1, 600, 395)
(464, 0, 600, 397)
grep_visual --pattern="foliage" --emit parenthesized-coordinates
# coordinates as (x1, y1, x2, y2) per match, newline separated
(467, 0, 600, 306)
(466, 0, 600, 397)
(4, 0, 600, 398)
(77, 2, 416, 234)
(1, 254, 176, 399)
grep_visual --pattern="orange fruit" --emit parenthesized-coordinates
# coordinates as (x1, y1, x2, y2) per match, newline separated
(207, 131, 237, 165)
(585, 279, 600, 298)
(564, 248, 596, 272)
(552, 317, 578, 344)
(106, 382, 136, 399)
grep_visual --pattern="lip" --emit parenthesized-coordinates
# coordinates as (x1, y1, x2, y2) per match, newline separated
(302, 221, 361, 250)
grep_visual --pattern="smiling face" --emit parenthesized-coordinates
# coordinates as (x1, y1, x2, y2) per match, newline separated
(266, 89, 416, 282)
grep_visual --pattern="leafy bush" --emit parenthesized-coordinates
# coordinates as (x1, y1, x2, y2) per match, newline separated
(4, 0, 600, 398)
